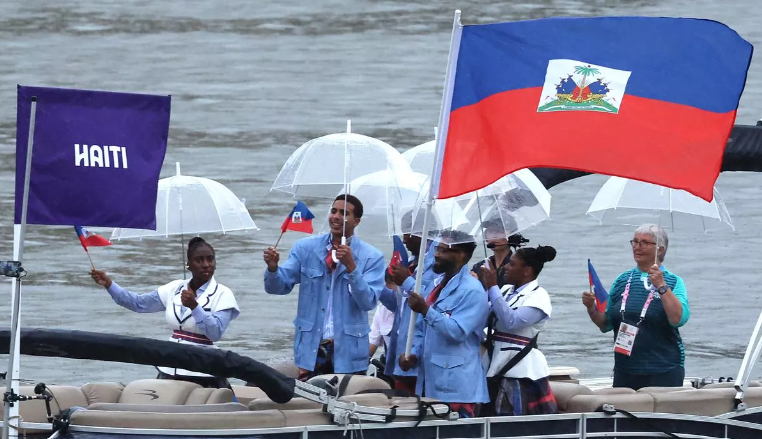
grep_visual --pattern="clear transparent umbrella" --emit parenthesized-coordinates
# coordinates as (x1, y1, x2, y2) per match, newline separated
(329, 169, 429, 238)
(409, 169, 552, 245)
(271, 121, 412, 199)
(111, 162, 259, 273)
(272, 121, 413, 260)
(586, 176, 734, 232)
(402, 140, 435, 175)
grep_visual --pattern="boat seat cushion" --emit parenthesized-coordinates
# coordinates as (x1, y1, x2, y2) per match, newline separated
(184, 387, 235, 404)
(549, 382, 594, 412)
(248, 397, 322, 411)
(70, 409, 288, 429)
(233, 385, 269, 405)
(282, 409, 333, 426)
(309, 374, 391, 395)
(118, 379, 202, 405)
(565, 393, 655, 413)
(81, 382, 126, 405)
(593, 388, 637, 395)
(652, 388, 735, 416)
(86, 402, 249, 412)
(637, 386, 695, 394)
(702, 380, 761, 389)
(0, 385, 89, 424)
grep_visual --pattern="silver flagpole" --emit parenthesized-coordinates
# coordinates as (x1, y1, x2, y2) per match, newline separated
(404, 10, 463, 358)
(3, 96, 37, 439)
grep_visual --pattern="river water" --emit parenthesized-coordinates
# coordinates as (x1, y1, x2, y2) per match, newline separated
(0, 0, 760, 386)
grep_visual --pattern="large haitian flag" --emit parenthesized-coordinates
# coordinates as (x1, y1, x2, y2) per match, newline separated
(437, 17, 753, 201)
(15, 86, 170, 229)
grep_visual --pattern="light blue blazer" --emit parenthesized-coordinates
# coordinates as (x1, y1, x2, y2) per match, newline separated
(411, 264, 490, 403)
(378, 242, 437, 377)
(264, 233, 384, 373)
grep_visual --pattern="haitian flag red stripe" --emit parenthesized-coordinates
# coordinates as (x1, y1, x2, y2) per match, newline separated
(438, 17, 753, 201)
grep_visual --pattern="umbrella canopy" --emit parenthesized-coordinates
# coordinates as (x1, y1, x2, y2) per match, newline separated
(271, 124, 412, 199)
(409, 169, 552, 244)
(586, 176, 734, 232)
(111, 162, 259, 240)
(335, 169, 429, 237)
(401, 140, 435, 174)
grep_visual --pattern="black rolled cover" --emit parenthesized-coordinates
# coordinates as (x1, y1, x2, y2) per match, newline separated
(0, 327, 295, 403)
(531, 124, 762, 189)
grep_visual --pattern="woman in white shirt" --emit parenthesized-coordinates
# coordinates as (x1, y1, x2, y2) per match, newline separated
(90, 237, 240, 388)
(479, 245, 558, 416)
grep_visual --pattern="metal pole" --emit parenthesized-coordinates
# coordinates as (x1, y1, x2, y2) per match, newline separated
(404, 10, 463, 357)
(3, 96, 37, 439)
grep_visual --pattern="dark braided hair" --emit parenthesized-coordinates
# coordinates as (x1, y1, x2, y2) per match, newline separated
(187, 237, 214, 261)
(514, 245, 557, 276)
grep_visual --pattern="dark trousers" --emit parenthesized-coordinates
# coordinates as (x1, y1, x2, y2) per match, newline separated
(613, 367, 685, 390)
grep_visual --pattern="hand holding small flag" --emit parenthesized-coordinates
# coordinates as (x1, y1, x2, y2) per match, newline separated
(587, 259, 609, 313)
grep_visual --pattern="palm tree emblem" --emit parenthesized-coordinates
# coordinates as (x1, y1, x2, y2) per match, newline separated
(572, 65, 601, 102)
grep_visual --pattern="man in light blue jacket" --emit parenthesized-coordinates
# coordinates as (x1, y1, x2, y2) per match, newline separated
(379, 210, 437, 395)
(399, 230, 489, 418)
(263, 195, 385, 380)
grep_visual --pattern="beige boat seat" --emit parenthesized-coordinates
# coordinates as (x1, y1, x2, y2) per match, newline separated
(550, 382, 654, 414)
(70, 409, 290, 429)
(0, 385, 89, 426)
(565, 392, 655, 413)
(637, 386, 695, 394)
(652, 387, 762, 416)
(593, 387, 637, 395)
(309, 374, 392, 395)
(116, 379, 234, 405)
(86, 402, 249, 413)
(248, 396, 322, 411)
(549, 381, 594, 412)
(81, 382, 126, 404)
(232, 385, 269, 405)
(702, 380, 761, 389)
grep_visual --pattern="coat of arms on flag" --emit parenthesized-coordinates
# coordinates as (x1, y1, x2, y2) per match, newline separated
(538, 59, 631, 114)
(292, 211, 303, 223)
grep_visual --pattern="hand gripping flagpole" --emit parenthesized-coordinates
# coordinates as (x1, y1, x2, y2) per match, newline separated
(404, 10, 463, 358)
(3, 97, 37, 439)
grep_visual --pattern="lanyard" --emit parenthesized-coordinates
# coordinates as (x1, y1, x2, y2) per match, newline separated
(620, 269, 655, 325)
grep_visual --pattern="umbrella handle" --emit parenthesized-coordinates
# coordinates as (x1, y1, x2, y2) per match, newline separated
(331, 236, 347, 263)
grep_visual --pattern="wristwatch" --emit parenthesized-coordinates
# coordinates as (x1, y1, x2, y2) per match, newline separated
(657, 285, 668, 295)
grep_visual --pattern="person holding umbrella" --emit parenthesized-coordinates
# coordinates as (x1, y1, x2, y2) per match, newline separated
(582, 224, 690, 389)
(398, 230, 489, 418)
(379, 209, 438, 395)
(89, 237, 240, 388)
(471, 218, 530, 289)
(479, 245, 558, 416)
(263, 194, 385, 381)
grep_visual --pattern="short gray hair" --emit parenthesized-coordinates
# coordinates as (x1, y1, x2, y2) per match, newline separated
(634, 224, 668, 261)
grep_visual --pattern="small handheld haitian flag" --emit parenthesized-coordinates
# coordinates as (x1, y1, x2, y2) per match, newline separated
(388, 235, 410, 275)
(281, 201, 314, 234)
(74, 226, 112, 251)
(588, 259, 608, 313)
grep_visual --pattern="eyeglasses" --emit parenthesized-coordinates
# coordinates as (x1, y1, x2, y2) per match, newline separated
(630, 239, 656, 248)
